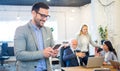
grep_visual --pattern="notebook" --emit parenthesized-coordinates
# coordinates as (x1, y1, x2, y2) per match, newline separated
(93, 68, 110, 71)
(109, 60, 120, 69)
(83, 56, 104, 68)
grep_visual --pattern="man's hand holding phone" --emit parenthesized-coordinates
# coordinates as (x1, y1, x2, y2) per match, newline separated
(43, 46, 59, 58)
(76, 52, 86, 58)
(51, 49, 58, 57)
(51, 44, 61, 57)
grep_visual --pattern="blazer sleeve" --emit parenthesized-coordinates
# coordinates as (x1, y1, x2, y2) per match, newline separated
(14, 26, 44, 61)
(63, 48, 76, 61)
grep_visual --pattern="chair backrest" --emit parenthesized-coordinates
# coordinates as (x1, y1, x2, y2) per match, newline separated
(1, 42, 9, 56)
(1, 42, 14, 56)
(7, 47, 14, 56)
(60, 46, 70, 67)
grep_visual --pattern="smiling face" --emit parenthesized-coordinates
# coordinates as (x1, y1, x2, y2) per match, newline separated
(71, 39, 78, 49)
(103, 43, 109, 52)
(32, 8, 49, 28)
(81, 25, 88, 35)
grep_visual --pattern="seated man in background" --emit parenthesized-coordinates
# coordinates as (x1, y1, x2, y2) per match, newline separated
(63, 39, 85, 67)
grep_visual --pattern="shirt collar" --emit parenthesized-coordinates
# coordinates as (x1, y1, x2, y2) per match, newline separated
(70, 46, 78, 52)
(105, 51, 110, 54)
(30, 20, 40, 31)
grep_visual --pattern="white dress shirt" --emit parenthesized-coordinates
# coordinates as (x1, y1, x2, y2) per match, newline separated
(70, 47, 80, 65)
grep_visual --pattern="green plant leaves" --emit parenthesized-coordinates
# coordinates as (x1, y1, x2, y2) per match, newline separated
(98, 25, 108, 40)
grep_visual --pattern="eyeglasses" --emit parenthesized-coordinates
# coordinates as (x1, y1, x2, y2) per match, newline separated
(37, 12, 50, 19)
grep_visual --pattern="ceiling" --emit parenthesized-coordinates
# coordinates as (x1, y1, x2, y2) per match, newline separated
(0, 0, 91, 7)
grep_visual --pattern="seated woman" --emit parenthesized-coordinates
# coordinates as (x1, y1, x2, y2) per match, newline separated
(97, 40, 118, 65)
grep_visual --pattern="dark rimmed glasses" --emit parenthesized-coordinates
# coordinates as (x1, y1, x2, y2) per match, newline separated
(37, 12, 50, 19)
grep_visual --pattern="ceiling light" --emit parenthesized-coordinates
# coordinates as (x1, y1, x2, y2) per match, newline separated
(17, 16, 20, 20)
(71, 9, 75, 12)
(47, 0, 50, 2)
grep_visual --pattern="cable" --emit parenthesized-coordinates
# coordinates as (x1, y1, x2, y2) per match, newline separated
(98, 0, 115, 7)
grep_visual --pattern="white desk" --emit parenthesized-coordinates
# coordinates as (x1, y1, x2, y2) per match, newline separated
(62, 66, 117, 71)
(5, 56, 16, 63)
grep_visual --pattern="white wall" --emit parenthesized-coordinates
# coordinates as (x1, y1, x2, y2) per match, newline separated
(50, 5, 92, 43)
(0, 0, 120, 60)
(0, 4, 92, 44)
(114, 0, 120, 61)
(92, 0, 120, 61)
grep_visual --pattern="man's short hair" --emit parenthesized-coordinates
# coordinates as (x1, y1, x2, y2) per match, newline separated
(32, 2, 49, 12)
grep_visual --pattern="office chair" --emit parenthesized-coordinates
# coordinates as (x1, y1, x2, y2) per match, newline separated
(0, 42, 10, 66)
(7, 47, 14, 56)
(59, 46, 70, 67)
(1, 42, 9, 56)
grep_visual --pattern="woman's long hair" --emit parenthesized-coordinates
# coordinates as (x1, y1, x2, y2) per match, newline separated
(79, 24, 88, 36)
(104, 40, 117, 57)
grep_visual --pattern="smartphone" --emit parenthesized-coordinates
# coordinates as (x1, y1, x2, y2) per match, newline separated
(81, 51, 87, 53)
(53, 44, 61, 50)
(61, 69, 65, 71)
(75, 50, 81, 52)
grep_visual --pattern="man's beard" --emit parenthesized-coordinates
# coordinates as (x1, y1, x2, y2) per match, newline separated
(34, 18, 45, 28)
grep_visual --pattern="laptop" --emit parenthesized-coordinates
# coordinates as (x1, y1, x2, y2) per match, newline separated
(84, 56, 104, 68)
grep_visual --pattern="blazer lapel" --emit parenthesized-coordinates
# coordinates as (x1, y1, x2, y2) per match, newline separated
(28, 23, 38, 49)
(41, 27, 46, 48)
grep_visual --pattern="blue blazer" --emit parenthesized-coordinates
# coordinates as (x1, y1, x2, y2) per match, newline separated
(63, 46, 79, 67)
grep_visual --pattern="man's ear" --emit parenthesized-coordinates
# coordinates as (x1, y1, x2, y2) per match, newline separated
(31, 11, 36, 17)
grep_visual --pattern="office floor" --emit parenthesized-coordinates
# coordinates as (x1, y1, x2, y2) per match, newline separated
(0, 63, 16, 71)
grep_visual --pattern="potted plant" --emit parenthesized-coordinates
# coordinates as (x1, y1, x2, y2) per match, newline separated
(98, 25, 108, 44)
